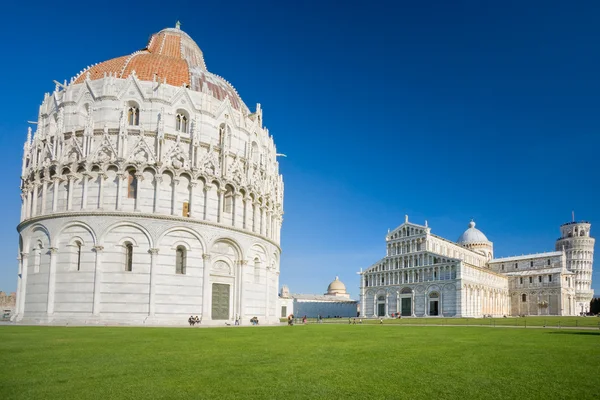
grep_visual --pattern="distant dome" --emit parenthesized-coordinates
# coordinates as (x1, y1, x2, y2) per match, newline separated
(457, 221, 489, 244)
(326, 276, 347, 295)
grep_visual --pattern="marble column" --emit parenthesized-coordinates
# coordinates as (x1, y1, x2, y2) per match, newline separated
(134, 173, 144, 212)
(46, 247, 58, 315)
(18, 253, 28, 319)
(98, 173, 106, 210)
(243, 197, 250, 230)
(148, 248, 159, 316)
(202, 254, 211, 320)
(188, 182, 197, 218)
(67, 175, 75, 211)
(92, 246, 104, 315)
(171, 178, 180, 216)
(201, 184, 210, 221)
(31, 182, 39, 217)
(264, 265, 270, 319)
(81, 173, 90, 210)
(14, 256, 22, 318)
(51, 178, 59, 212)
(217, 189, 225, 223)
(385, 293, 389, 316)
(116, 173, 125, 211)
(153, 175, 162, 213)
(25, 187, 32, 218)
(239, 260, 247, 321)
(20, 193, 26, 221)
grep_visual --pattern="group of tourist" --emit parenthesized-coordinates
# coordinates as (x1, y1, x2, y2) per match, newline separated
(250, 316, 259, 325)
(188, 315, 201, 326)
(348, 318, 363, 324)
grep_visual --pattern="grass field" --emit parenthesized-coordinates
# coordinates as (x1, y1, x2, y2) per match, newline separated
(298, 315, 600, 328)
(1, 325, 598, 399)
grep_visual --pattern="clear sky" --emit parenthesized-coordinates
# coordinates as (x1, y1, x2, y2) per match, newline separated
(0, 0, 598, 300)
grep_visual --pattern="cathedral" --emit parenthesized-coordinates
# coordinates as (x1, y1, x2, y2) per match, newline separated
(359, 216, 594, 318)
(15, 24, 284, 325)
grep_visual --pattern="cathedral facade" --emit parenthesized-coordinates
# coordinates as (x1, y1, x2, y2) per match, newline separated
(15, 24, 284, 325)
(359, 216, 594, 318)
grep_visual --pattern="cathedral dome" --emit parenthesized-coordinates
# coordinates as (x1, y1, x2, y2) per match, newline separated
(73, 24, 248, 111)
(326, 277, 347, 295)
(457, 221, 489, 244)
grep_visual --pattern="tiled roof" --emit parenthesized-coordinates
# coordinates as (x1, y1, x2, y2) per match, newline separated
(73, 27, 247, 111)
(490, 251, 563, 263)
(504, 267, 573, 276)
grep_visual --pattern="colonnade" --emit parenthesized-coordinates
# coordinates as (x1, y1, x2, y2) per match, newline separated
(462, 286, 509, 317)
(365, 265, 457, 287)
(20, 169, 282, 243)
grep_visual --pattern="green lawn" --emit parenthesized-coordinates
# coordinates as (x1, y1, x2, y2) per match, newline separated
(314, 315, 600, 328)
(1, 325, 598, 399)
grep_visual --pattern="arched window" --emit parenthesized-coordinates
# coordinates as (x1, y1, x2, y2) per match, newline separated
(75, 240, 82, 271)
(125, 242, 133, 272)
(128, 106, 139, 126)
(547, 259, 551, 266)
(522, 294, 527, 302)
(176, 113, 188, 133)
(223, 185, 234, 214)
(580, 230, 585, 236)
(127, 171, 137, 199)
(254, 258, 261, 283)
(176, 246, 186, 275)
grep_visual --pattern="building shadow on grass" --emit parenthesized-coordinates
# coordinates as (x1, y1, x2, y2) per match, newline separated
(546, 331, 600, 336)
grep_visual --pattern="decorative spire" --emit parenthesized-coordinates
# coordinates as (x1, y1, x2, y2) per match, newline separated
(175, 21, 181, 30)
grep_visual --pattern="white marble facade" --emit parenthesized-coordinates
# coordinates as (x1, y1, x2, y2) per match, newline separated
(15, 25, 283, 325)
(360, 216, 592, 318)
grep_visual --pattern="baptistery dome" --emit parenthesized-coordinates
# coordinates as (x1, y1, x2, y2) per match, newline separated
(73, 24, 247, 111)
(15, 24, 284, 326)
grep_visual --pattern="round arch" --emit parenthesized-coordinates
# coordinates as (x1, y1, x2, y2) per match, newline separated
(156, 227, 206, 253)
(99, 221, 154, 248)
(55, 221, 97, 247)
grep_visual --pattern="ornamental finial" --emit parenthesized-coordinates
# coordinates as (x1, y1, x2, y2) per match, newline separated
(176, 21, 181, 30)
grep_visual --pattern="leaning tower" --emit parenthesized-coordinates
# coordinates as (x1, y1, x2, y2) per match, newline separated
(555, 221, 595, 314)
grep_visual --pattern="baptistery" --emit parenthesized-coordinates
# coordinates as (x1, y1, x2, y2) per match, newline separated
(15, 24, 284, 325)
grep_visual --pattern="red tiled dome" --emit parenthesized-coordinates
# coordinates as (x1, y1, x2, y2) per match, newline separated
(74, 26, 247, 111)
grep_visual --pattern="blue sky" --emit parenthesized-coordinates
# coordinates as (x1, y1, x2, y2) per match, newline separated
(0, 0, 598, 299)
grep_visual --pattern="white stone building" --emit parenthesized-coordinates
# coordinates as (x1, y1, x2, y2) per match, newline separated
(277, 278, 359, 319)
(15, 24, 284, 325)
(359, 216, 593, 318)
